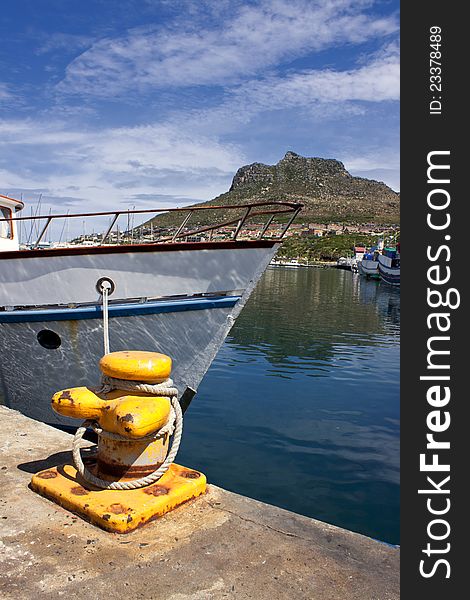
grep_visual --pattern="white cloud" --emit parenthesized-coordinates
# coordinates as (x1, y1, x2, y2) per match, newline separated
(236, 48, 400, 110)
(160, 42, 399, 142)
(0, 83, 13, 102)
(58, 0, 398, 96)
(1, 2, 400, 225)
(344, 154, 399, 173)
(0, 119, 245, 218)
(343, 146, 400, 191)
(36, 32, 94, 56)
(0, 36, 400, 219)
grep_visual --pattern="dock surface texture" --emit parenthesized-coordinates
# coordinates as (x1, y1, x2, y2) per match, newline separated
(0, 406, 399, 599)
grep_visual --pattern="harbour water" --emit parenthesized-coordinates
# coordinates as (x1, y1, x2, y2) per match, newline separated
(179, 267, 400, 545)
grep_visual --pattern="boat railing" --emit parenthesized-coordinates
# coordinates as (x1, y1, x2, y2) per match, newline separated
(2, 200, 302, 249)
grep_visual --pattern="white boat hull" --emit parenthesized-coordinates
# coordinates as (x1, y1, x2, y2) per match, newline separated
(357, 259, 380, 279)
(0, 242, 277, 307)
(378, 254, 400, 286)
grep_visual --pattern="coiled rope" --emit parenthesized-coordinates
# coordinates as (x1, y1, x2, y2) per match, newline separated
(98, 375, 179, 398)
(72, 382, 183, 490)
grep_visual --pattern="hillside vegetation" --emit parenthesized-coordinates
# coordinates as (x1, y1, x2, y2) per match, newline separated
(277, 234, 383, 262)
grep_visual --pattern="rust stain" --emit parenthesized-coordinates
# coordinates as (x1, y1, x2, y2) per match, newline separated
(119, 413, 134, 423)
(57, 390, 74, 403)
(143, 485, 170, 496)
(68, 319, 80, 354)
(180, 470, 201, 479)
(134, 494, 201, 530)
(108, 503, 127, 515)
(136, 512, 162, 528)
(71, 486, 89, 496)
(37, 470, 57, 479)
(97, 458, 162, 478)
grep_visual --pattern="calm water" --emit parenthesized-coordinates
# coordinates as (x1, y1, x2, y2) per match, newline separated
(178, 267, 400, 545)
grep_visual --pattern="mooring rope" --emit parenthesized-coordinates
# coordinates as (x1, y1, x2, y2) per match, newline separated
(72, 389, 183, 490)
(97, 375, 179, 398)
(101, 283, 110, 355)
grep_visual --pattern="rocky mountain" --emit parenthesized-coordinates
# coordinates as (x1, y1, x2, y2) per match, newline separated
(150, 151, 399, 228)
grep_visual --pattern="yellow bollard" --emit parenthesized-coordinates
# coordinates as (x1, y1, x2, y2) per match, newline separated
(31, 351, 206, 533)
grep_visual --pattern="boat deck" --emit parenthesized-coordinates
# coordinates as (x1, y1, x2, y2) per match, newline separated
(0, 405, 399, 599)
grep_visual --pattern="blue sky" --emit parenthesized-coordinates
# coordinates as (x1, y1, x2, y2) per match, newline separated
(1, 0, 399, 219)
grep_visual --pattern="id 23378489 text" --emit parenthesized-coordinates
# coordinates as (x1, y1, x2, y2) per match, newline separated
(429, 26, 442, 115)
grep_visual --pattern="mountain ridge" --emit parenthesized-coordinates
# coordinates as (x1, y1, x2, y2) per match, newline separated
(151, 151, 399, 227)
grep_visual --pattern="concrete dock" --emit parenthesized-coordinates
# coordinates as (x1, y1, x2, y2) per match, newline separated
(0, 405, 399, 599)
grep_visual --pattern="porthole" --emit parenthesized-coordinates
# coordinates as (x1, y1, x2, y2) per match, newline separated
(37, 329, 62, 350)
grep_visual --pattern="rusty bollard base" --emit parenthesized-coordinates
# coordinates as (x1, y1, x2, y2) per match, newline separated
(31, 462, 206, 533)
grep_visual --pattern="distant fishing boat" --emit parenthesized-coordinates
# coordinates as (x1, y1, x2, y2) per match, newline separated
(336, 256, 356, 271)
(377, 245, 400, 286)
(357, 250, 380, 280)
(0, 193, 301, 427)
(270, 258, 306, 268)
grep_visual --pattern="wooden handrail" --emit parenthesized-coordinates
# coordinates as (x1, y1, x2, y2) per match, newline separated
(1, 200, 303, 245)
(2, 200, 302, 222)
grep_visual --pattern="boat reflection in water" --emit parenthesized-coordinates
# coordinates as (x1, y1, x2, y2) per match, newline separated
(179, 267, 400, 545)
